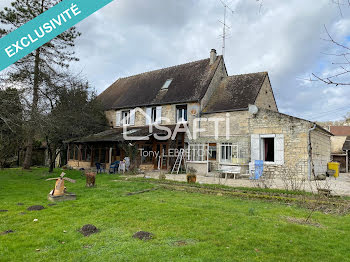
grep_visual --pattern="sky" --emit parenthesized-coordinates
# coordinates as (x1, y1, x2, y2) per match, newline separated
(1, 0, 350, 122)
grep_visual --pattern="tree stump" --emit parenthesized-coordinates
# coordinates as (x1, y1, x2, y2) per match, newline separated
(85, 172, 96, 187)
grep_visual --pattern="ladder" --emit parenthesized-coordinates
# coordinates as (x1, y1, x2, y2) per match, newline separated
(171, 148, 186, 175)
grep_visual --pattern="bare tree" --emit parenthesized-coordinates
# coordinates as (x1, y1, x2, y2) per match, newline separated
(312, 1, 350, 86)
(42, 74, 107, 172)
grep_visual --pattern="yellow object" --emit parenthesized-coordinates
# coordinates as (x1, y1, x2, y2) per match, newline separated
(328, 162, 340, 178)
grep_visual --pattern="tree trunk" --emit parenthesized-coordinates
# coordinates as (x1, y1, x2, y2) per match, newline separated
(23, 49, 40, 169)
(49, 159, 55, 173)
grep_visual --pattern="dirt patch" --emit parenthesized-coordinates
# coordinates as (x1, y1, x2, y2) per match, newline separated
(17, 203, 24, 206)
(132, 231, 153, 240)
(27, 205, 45, 211)
(19, 212, 26, 215)
(173, 240, 187, 246)
(47, 203, 57, 206)
(0, 230, 14, 235)
(126, 187, 159, 196)
(284, 216, 323, 228)
(79, 224, 99, 237)
(0, 210, 8, 212)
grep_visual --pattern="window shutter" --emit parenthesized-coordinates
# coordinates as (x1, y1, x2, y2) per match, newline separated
(156, 106, 162, 124)
(275, 134, 284, 165)
(130, 109, 136, 126)
(116, 111, 121, 127)
(145, 107, 152, 125)
(251, 134, 260, 162)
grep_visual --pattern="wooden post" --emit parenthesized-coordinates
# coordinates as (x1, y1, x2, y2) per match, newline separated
(90, 145, 94, 167)
(346, 150, 349, 173)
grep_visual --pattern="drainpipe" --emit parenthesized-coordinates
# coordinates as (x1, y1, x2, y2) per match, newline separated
(308, 124, 317, 180)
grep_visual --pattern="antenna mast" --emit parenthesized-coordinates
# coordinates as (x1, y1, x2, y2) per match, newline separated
(218, 0, 234, 57)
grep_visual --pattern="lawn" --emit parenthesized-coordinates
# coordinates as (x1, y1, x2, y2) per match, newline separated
(0, 168, 349, 262)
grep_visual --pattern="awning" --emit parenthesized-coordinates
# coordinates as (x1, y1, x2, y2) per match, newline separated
(67, 125, 179, 143)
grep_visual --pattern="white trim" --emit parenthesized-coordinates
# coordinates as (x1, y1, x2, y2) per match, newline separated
(260, 134, 276, 138)
(116, 111, 121, 127)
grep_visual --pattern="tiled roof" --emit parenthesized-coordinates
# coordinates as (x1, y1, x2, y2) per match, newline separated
(98, 57, 223, 110)
(202, 72, 267, 113)
(330, 126, 350, 136)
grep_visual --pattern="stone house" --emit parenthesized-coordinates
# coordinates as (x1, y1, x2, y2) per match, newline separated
(66, 49, 332, 179)
(329, 126, 350, 173)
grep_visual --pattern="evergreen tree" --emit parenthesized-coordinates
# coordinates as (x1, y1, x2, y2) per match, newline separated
(0, 0, 80, 169)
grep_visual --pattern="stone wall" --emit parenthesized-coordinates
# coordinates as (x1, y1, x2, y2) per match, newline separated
(68, 160, 92, 170)
(254, 76, 278, 112)
(311, 129, 331, 176)
(331, 136, 347, 154)
(249, 109, 331, 178)
(200, 58, 227, 110)
(105, 110, 116, 127)
(105, 102, 201, 128)
(187, 108, 331, 179)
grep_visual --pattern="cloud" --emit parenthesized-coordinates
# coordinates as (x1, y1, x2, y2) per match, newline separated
(1, 0, 350, 121)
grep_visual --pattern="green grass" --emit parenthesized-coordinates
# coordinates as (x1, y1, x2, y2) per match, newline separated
(0, 168, 349, 262)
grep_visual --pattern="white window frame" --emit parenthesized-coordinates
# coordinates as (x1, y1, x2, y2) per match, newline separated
(220, 143, 239, 164)
(251, 134, 284, 165)
(187, 144, 208, 163)
(260, 135, 275, 163)
(121, 110, 130, 126)
(146, 106, 162, 125)
(176, 105, 188, 123)
(161, 79, 173, 90)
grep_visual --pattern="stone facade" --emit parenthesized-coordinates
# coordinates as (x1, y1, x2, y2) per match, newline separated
(200, 58, 227, 110)
(105, 102, 201, 128)
(254, 76, 278, 111)
(187, 108, 331, 179)
(76, 51, 332, 181)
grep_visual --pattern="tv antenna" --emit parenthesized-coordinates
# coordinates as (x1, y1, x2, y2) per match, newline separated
(218, 0, 234, 57)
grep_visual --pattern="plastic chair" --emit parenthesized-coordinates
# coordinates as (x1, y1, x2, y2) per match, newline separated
(253, 160, 264, 180)
(109, 161, 120, 174)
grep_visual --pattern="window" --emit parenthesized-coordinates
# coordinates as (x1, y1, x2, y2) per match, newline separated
(251, 134, 284, 165)
(176, 105, 187, 123)
(187, 144, 207, 162)
(146, 106, 162, 125)
(209, 143, 217, 160)
(161, 79, 173, 90)
(220, 143, 238, 164)
(122, 110, 130, 125)
(151, 107, 157, 123)
(262, 137, 274, 162)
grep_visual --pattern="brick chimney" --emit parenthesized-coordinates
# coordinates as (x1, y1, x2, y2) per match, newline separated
(210, 49, 217, 65)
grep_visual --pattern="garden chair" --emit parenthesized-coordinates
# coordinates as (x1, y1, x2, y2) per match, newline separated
(109, 161, 120, 174)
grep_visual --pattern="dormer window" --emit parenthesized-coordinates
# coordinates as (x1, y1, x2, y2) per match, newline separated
(161, 79, 173, 90)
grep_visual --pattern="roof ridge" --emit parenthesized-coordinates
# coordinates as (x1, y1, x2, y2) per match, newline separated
(227, 71, 268, 78)
(117, 56, 222, 81)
